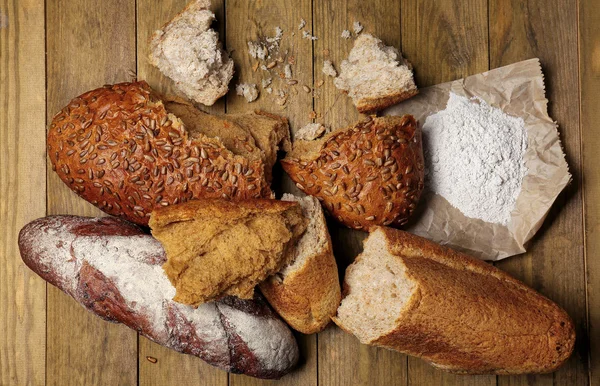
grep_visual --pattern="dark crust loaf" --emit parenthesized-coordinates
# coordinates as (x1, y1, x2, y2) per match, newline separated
(281, 115, 424, 231)
(47, 81, 273, 226)
(18, 215, 299, 379)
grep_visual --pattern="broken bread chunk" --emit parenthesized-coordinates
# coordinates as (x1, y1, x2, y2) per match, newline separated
(334, 33, 418, 114)
(149, 0, 234, 106)
(149, 199, 307, 306)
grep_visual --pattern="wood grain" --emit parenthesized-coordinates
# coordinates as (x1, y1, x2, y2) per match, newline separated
(313, 1, 409, 385)
(225, 0, 317, 385)
(45, 0, 138, 384)
(579, 0, 600, 382)
(136, 0, 228, 384)
(0, 0, 46, 385)
(490, 0, 588, 385)
(401, 1, 493, 384)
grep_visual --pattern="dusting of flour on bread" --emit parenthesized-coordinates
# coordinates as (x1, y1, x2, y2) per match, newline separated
(422, 92, 528, 225)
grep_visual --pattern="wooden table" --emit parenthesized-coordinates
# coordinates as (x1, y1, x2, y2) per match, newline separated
(1, 0, 598, 385)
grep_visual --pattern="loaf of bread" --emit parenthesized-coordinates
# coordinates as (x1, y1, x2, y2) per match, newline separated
(148, 0, 234, 106)
(47, 81, 290, 226)
(281, 115, 424, 231)
(18, 215, 299, 379)
(259, 194, 341, 334)
(334, 34, 418, 114)
(149, 198, 307, 305)
(333, 227, 575, 374)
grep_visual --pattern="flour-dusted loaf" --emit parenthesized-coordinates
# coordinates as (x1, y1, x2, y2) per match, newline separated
(148, 0, 234, 106)
(149, 199, 307, 306)
(259, 194, 341, 334)
(48, 81, 290, 226)
(333, 227, 575, 374)
(281, 115, 424, 231)
(334, 34, 418, 114)
(18, 216, 299, 379)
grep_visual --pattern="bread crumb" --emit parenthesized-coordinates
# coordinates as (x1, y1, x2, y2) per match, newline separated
(248, 41, 268, 60)
(284, 64, 293, 79)
(252, 62, 259, 72)
(262, 78, 273, 88)
(322, 60, 337, 77)
(260, 64, 268, 71)
(302, 31, 318, 40)
(236, 83, 259, 102)
(302, 85, 311, 93)
(315, 79, 324, 88)
(295, 123, 330, 141)
(341, 30, 351, 39)
(298, 18, 306, 30)
(353, 21, 363, 34)
(266, 87, 273, 94)
(323, 49, 330, 56)
(308, 111, 317, 119)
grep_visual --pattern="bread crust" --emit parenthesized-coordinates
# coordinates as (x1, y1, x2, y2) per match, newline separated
(334, 227, 576, 375)
(281, 115, 424, 231)
(356, 89, 419, 114)
(48, 81, 283, 226)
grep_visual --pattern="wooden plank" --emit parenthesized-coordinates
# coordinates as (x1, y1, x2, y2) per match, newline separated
(136, 0, 228, 384)
(0, 0, 46, 384)
(490, 0, 588, 385)
(45, 0, 138, 384)
(225, 0, 317, 385)
(579, 0, 600, 383)
(313, 2, 409, 385)
(401, 1, 495, 385)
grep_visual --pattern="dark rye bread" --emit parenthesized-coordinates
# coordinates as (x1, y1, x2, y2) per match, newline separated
(18, 215, 299, 379)
(47, 81, 289, 226)
(281, 115, 424, 231)
(333, 227, 575, 374)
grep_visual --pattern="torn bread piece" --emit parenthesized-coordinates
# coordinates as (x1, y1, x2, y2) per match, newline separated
(334, 227, 575, 374)
(149, 0, 234, 106)
(260, 194, 341, 334)
(334, 33, 418, 114)
(149, 199, 307, 306)
(294, 123, 330, 141)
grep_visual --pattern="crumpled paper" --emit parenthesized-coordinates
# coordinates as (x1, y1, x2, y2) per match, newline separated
(384, 58, 570, 260)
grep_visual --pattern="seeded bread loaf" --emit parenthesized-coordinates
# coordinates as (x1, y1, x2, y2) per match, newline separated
(149, 198, 307, 306)
(333, 227, 575, 374)
(281, 115, 424, 231)
(334, 34, 418, 114)
(48, 81, 290, 226)
(18, 216, 299, 379)
(259, 194, 341, 334)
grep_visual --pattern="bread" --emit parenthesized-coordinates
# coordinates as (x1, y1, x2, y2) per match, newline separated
(333, 227, 575, 374)
(281, 115, 424, 231)
(48, 81, 290, 226)
(148, 0, 234, 106)
(334, 34, 418, 114)
(259, 194, 341, 334)
(294, 123, 330, 141)
(149, 198, 307, 306)
(18, 215, 299, 379)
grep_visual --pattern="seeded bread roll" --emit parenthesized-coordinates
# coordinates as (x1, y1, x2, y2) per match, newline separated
(333, 227, 575, 374)
(281, 115, 424, 231)
(48, 81, 290, 226)
(259, 194, 341, 334)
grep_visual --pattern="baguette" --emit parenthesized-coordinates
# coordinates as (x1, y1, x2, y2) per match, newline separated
(259, 194, 341, 334)
(47, 81, 290, 226)
(333, 227, 575, 374)
(281, 115, 424, 231)
(18, 215, 299, 379)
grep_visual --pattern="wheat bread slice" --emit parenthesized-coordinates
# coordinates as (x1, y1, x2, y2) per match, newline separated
(333, 227, 575, 374)
(259, 194, 341, 334)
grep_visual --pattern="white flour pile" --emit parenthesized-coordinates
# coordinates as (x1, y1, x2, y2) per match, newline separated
(422, 92, 528, 225)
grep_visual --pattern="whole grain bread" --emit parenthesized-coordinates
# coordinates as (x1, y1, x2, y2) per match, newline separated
(334, 34, 418, 114)
(149, 198, 307, 306)
(333, 227, 575, 374)
(18, 215, 299, 379)
(259, 194, 341, 334)
(281, 115, 424, 231)
(48, 81, 290, 226)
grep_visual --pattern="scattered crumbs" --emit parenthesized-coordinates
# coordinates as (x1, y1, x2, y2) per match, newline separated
(296, 123, 330, 141)
(322, 60, 337, 77)
(302, 31, 318, 40)
(266, 87, 273, 94)
(288, 56, 296, 65)
(146, 356, 158, 364)
(284, 64, 293, 79)
(260, 64, 268, 71)
(298, 18, 306, 30)
(236, 83, 259, 102)
(266, 27, 284, 44)
(341, 30, 351, 39)
(248, 41, 268, 60)
(275, 89, 288, 105)
(291, 32, 295, 36)
(353, 21, 363, 34)
(252, 62, 259, 72)
(267, 61, 277, 69)
(302, 85, 311, 93)
(309, 111, 318, 119)
(315, 79, 325, 88)
(261, 77, 273, 88)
